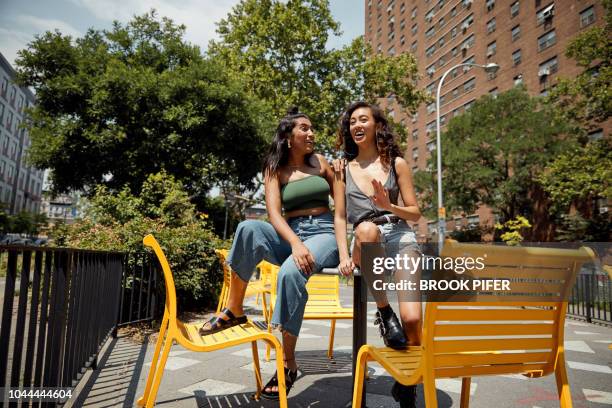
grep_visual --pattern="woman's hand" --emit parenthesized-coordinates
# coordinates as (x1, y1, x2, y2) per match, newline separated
(332, 158, 347, 173)
(370, 179, 392, 211)
(291, 241, 316, 275)
(338, 257, 355, 277)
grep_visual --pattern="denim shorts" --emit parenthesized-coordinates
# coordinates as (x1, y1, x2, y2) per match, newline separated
(351, 219, 421, 258)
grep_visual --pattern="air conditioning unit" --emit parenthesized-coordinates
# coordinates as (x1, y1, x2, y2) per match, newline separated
(542, 8, 554, 20)
(461, 22, 469, 32)
(463, 0, 473, 8)
(426, 15, 433, 23)
(486, 49, 494, 57)
(461, 43, 470, 51)
(427, 67, 436, 77)
(426, 128, 432, 135)
(538, 67, 551, 77)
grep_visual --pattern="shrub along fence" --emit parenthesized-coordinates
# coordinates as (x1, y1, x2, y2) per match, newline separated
(0, 245, 159, 405)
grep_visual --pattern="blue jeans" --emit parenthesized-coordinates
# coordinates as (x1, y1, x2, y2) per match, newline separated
(226, 212, 339, 336)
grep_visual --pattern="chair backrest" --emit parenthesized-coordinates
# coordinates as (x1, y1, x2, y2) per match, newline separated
(215, 249, 232, 287)
(424, 242, 595, 378)
(305, 275, 341, 306)
(143, 234, 178, 319)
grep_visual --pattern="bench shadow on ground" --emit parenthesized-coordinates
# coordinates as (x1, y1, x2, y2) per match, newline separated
(71, 335, 148, 408)
(154, 349, 452, 408)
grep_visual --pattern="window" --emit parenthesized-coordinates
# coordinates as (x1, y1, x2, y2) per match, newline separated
(377, 27, 382, 38)
(412, 147, 419, 160)
(426, 44, 436, 57)
(377, 43, 382, 53)
(451, 27, 458, 39)
(400, 19, 406, 30)
(580, 6, 595, 27)
(487, 18, 496, 33)
(411, 6, 417, 19)
(400, 34, 406, 45)
(438, 37, 445, 48)
(510, 1, 520, 17)
(388, 31, 395, 41)
(450, 6, 457, 16)
(412, 129, 419, 140)
(388, 46, 396, 55)
(536, 4, 555, 26)
(438, 17, 445, 28)
(400, 2, 406, 13)
(411, 24, 418, 35)
(512, 49, 522, 65)
(538, 30, 556, 51)
(464, 100, 475, 110)
(437, 0, 445, 10)
(426, 121, 436, 134)
(511, 25, 521, 41)
(514, 74, 523, 86)
(450, 67, 459, 78)
(425, 9, 435, 22)
(427, 141, 436, 152)
(427, 102, 436, 114)
(486, 0, 495, 11)
(452, 87, 460, 98)
(461, 14, 474, 30)
(461, 34, 475, 53)
(487, 41, 497, 57)
(426, 27, 436, 38)
(426, 83, 436, 95)
(489, 87, 499, 97)
(452, 46, 458, 56)
(464, 78, 476, 92)
(411, 41, 417, 52)
(539, 56, 559, 77)
(0, 104, 4, 123)
(588, 129, 603, 141)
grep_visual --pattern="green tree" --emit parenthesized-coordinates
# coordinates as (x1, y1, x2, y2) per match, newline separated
(413, 88, 569, 241)
(547, 0, 611, 133)
(208, 0, 427, 152)
(15, 11, 268, 197)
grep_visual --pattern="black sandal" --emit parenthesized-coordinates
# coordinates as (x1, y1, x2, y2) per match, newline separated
(199, 308, 247, 336)
(260, 366, 298, 400)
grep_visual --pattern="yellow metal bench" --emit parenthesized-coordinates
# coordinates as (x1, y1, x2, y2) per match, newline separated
(352, 242, 596, 408)
(137, 236, 288, 408)
(263, 263, 354, 360)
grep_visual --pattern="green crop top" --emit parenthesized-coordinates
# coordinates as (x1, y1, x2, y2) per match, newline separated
(281, 175, 330, 212)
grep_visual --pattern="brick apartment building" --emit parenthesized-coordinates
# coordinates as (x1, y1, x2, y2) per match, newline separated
(365, 0, 607, 241)
(0, 52, 44, 215)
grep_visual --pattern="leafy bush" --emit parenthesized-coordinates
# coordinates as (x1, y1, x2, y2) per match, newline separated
(51, 172, 226, 309)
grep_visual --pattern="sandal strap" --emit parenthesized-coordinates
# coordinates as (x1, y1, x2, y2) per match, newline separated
(220, 307, 236, 320)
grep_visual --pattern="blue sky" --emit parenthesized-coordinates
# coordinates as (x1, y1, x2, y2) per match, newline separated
(0, 0, 364, 67)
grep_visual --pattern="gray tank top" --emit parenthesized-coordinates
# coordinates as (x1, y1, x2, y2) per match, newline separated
(345, 158, 400, 225)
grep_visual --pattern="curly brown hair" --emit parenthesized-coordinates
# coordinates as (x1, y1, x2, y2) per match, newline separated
(336, 101, 401, 170)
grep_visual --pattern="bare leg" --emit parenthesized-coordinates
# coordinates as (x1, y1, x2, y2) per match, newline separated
(264, 331, 299, 394)
(353, 222, 389, 308)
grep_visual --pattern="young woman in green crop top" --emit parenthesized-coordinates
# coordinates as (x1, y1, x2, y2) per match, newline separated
(334, 101, 422, 408)
(199, 107, 338, 399)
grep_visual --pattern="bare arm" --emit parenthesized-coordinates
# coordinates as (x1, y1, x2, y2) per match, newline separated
(333, 161, 354, 275)
(265, 170, 315, 273)
(371, 157, 421, 222)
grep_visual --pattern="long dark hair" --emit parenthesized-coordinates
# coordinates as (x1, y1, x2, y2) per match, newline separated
(336, 101, 401, 170)
(262, 107, 314, 176)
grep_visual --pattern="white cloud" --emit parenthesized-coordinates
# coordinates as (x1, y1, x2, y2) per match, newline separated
(14, 15, 82, 38)
(69, 0, 240, 50)
(0, 27, 35, 67)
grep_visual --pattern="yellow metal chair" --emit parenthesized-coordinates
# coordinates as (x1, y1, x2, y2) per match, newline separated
(215, 250, 271, 322)
(265, 264, 353, 360)
(136, 235, 288, 408)
(352, 242, 596, 408)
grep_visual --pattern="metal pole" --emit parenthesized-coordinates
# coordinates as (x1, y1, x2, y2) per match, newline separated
(435, 62, 498, 251)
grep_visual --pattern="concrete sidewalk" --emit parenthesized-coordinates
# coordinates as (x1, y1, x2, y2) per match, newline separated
(72, 286, 612, 408)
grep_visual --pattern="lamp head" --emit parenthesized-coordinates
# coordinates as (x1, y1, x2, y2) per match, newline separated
(484, 63, 500, 73)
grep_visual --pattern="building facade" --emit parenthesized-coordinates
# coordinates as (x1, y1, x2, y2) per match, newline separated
(0, 52, 44, 215)
(365, 0, 607, 241)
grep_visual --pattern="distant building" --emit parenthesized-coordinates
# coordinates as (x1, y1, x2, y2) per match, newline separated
(365, 0, 608, 240)
(40, 171, 82, 224)
(0, 51, 44, 215)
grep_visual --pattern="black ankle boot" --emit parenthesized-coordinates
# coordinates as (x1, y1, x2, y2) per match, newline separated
(374, 308, 408, 349)
(392, 381, 417, 408)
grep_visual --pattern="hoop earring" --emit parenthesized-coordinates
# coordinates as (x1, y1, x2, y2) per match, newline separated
(287, 139, 292, 149)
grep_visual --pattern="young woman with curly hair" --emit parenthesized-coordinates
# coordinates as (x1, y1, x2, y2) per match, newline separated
(334, 101, 422, 407)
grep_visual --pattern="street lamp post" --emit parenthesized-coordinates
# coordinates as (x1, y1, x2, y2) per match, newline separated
(435, 62, 499, 250)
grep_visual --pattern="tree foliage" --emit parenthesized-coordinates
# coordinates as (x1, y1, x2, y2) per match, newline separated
(52, 172, 225, 308)
(413, 88, 569, 240)
(16, 11, 269, 196)
(547, 0, 611, 133)
(208, 0, 427, 153)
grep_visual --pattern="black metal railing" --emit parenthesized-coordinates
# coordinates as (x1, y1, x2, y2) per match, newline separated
(568, 271, 612, 324)
(117, 252, 159, 327)
(0, 245, 160, 406)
